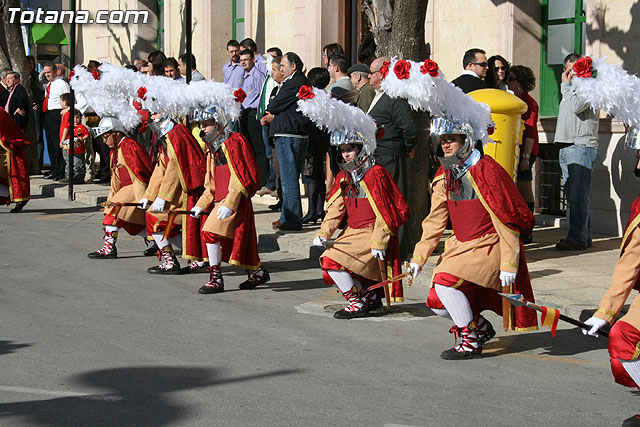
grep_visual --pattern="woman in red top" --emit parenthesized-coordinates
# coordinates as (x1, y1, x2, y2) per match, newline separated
(507, 65, 538, 243)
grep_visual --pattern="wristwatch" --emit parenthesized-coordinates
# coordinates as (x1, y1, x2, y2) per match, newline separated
(522, 154, 530, 159)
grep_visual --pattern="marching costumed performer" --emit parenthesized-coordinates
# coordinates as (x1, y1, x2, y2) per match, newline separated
(299, 85, 409, 319)
(188, 89, 270, 294)
(382, 58, 537, 358)
(0, 108, 30, 213)
(69, 66, 155, 259)
(571, 57, 640, 427)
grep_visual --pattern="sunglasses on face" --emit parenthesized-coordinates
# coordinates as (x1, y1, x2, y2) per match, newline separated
(472, 62, 488, 67)
(494, 66, 507, 71)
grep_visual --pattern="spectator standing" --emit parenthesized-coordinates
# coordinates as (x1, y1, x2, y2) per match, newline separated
(486, 55, 510, 90)
(328, 53, 357, 104)
(239, 48, 269, 189)
(178, 53, 205, 81)
(256, 50, 282, 194)
(27, 56, 45, 169)
(507, 65, 539, 244)
(58, 95, 85, 183)
(42, 63, 70, 180)
(0, 69, 10, 107)
(302, 67, 331, 224)
(322, 43, 344, 69)
(451, 48, 488, 93)
(348, 63, 375, 112)
(223, 40, 243, 89)
(240, 38, 267, 71)
(164, 57, 184, 81)
(262, 52, 311, 231)
(554, 53, 600, 251)
(3, 71, 29, 132)
(147, 51, 167, 76)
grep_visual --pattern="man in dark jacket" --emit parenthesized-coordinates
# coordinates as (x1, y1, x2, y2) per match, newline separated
(451, 48, 488, 94)
(3, 71, 29, 131)
(261, 52, 311, 231)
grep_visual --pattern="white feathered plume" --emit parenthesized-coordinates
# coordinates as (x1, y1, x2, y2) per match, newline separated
(69, 65, 141, 130)
(296, 86, 377, 152)
(570, 56, 640, 128)
(381, 57, 493, 143)
(70, 63, 241, 129)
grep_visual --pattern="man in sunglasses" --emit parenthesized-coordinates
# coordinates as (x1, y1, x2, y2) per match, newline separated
(451, 48, 488, 94)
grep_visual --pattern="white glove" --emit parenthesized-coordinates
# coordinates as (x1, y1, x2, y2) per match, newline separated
(313, 236, 326, 247)
(151, 198, 166, 212)
(190, 206, 203, 218)
(139, 198, 150, 210)
(582, 316, 608, 337)
(216, 206, 233, 220)
(371, 248, 385, 260)
(409, 262, 421, 279)
(499, 271, 517, 288)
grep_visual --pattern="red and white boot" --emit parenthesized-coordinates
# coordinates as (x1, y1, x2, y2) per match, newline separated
(147, 246, 181, 274)
(239, 266, 270, 290)
(334, 289, 369, 319)
(440, 323, 482, 360)
(477, 315, 496, 347)
(198, 265, 224, 294)
(360, 287, 383, 310)
(88, 230, 118, 259)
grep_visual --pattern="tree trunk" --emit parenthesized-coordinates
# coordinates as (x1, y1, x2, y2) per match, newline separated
(2, 0, 39, 173)
(362, 0, 431, 258)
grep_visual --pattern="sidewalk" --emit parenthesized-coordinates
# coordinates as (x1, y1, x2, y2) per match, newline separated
(29, 176, 633, 321)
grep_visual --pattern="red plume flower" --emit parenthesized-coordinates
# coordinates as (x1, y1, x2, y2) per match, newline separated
(234, 88, 247, 103)
(297, 85, 315, 100)
(68, 70, 75, 80)
(573, 56, 596, 78)
(91, 69, 100, 80)
(380, 61, 390, 79)
(137, 86, 147, 101)
(393, 60, 411, 80)
(420, 59, 439, 77)
(133, 100, 142, 111)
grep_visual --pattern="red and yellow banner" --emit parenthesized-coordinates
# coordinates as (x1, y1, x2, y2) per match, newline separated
(541, 306, 560, 337)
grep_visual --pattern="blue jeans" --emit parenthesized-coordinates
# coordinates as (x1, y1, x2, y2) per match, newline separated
(559, 144, 598, 246)
(275, 136, 308, 228)
(262, 126, 275, 190)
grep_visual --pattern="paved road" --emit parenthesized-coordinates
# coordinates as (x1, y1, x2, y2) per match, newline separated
(0, 197, 636, 427)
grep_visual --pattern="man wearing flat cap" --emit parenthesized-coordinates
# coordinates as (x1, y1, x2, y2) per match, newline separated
(348, 64, 375, 112)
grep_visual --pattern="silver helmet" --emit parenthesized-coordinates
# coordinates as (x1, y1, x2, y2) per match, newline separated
(147, 114, 175, 139)
(189, 106, 230, 153)
(624, 126, 640, 150)
(333, 130, 375, 182)
(92, 116, 127, 138)
(431, 116, 477, 173)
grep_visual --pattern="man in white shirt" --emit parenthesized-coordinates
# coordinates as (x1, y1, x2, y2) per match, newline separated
(42, 63, 70, 180)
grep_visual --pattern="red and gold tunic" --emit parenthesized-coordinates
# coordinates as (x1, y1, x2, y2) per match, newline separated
(145, 124, 206, 260)
(196, 132, 261, 270)
(0, 108, 29, 205)
(316, 165, 409, 301)
(411, 155, 537, 331)
(102, 137, 153, 235)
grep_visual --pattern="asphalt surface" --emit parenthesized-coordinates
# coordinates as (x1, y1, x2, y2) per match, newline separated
(0, 196, 637, 427)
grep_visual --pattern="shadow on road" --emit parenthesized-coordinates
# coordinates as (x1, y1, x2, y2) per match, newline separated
(0, 340, 32, 356)
(0, 366, 302, 426)
(483, 327, 609, 357)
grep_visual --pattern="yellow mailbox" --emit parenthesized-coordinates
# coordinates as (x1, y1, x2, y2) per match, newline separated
(468, 88, 528, 181)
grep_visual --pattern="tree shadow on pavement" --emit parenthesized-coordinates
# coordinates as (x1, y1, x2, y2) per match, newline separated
(483, 327, 609, 358)
(0, 366, 302, 427)
(0, 340, 32, 356)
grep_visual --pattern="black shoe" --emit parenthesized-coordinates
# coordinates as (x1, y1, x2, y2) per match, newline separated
(198, 283, 224, 294)
(57, 176, 69, 183)
(302, 213, 322, 224)
(239, 267, 270, 290)
(147, 254, 182, 274)
(273, 222, 302, 232)
(43, 173, 54, 179)
(440, 346, 482, 360)
(333, 305, 369, 319)
(10, 200, 28, 213)
(88, 246, 118, 259)
(478, 317, 496, 347)
(555, 238, 587, 251)
(268, 202, 282, 211)
(623, 415, 640, 427)
(72, 176, 85, 184)
(143, 243, 159, 257)
(521, 234, 533, 244)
